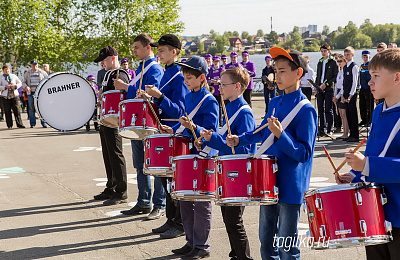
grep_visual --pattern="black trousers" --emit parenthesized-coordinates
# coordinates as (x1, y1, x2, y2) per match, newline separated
(221, 206, 253, 260)
(359, 87, 374, 124)
(214, 94, 223, 126)
(243, 89, 252, 108)
(2, 97, 24, 128)
(345, 93, 359, 139)
(300, 87, 312, 101)
(0, 97, 4, 118)
(366, 227, 400, 260)
(99, 125, 127, 199)
(316, 91, 334, 132)
(161, 177, 183, 231)
(333, 102, 342, 128)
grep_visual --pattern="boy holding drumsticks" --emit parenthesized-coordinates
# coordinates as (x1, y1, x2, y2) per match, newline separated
(227, 47, 318, 259)
(338, 48, 400, 260)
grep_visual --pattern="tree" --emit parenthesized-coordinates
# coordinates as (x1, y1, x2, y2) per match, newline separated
(292, 26, 299, 34)
(198, 41, 204, 53)
(209, 29, 218, 39)
(241, 31, 249, 40)
(247, 35, 254, 43)
(322, 25, 330, 36)
(233, 31, 239, 37)
(215, 35, 229, 53)
(257, 29, 264, 37)
(267, 31, 279, 43)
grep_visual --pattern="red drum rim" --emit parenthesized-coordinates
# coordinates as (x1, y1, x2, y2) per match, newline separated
(311, 235, 391, 249)
(217, 154, 276, 161)
(102, 90, 124, 94)
(143, 134, 192, 140)
(304, 183, 382, 197)
(173, 154, 215, 161)
(119, 98, 155, 105)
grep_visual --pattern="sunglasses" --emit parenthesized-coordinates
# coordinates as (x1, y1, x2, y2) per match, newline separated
(337, 60, 343, 62)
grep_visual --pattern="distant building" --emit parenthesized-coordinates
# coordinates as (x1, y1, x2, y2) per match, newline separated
(203, 39, 216, 50)
(300, 27, 307, 34)
(229, 38, 243, 51)
(183, 41, 198, 54)
(308, 25, 318, 33)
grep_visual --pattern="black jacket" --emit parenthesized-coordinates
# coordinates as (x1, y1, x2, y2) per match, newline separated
(315, 56, 338, 92)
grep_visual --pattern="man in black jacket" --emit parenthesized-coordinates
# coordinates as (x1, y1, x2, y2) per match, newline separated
(315, 44, 338, 136)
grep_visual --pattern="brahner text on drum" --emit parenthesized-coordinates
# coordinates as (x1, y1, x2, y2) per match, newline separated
(47, 82, 81, 94)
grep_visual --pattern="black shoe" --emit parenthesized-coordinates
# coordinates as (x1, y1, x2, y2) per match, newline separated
(334, 127, 342, 133)
(103, 197, 127, 206)
(120, 204, 151, 215)
(86, 127, 90, 131)
(181, 248, 210, 259)
(160, 227, 185, 239)
(17, 125, 25, 128)
(342, 137, 350, 141)
(172, 244, 193, 255)
(358, 121, 367, 126)
(30, 125, 34, 128)
(42, 125, 47, 128)
(146, 207, 165, 220)
(94, 189, 114, 200)
(152, 222, 172, 234)
(346, 137, 360, 142)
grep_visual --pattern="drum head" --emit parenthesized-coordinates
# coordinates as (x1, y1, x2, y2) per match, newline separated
(35, 72, 96, 131)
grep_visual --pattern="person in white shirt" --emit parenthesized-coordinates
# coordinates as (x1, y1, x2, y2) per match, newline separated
(332, 54, 348, 139)
(300, 55, 316, 100)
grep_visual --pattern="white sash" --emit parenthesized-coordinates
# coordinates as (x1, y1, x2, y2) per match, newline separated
(379, 117, 400, 157)
(199, 105, 251, 157)
(159, 71, 181, 91)
(254, 99, 311, 158)
(176, 93, 213, 134)
(129, 61, 158, 86)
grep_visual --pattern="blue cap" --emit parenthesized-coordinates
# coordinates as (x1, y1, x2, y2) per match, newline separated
(204, 54, 212, 59)
(212, 55, 221, 61)
(121, 58, 129, 63)
(242, 51, 249, 56)
(177, 55, 208, 75)
(230, 52, 238, 57)
(221, 55, 228, 59)
(362, 50, 371, 56)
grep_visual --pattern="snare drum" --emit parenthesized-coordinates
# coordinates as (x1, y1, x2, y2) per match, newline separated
(34, 72, 96, 131)
(215, 154, 278, 206)
(118, 99, 160, 139)
(304, 183, 392, 249)
(171, 155, 216, 201)
(100, 90, 126, 128)
(144, 134, 192, 177)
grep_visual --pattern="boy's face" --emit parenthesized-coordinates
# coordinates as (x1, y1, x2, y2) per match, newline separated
(133, 41, 150, 60)
(320, 48, 330, 59)
(265, 59, 272, 67)
(222, 58, 227, 64)
(344, 51, 354, 61)
(205, 58, 212, 65)
(362, 55, 370, 63)
(183, 72, 204, 91)
(230, 56, 237, 63)
(212, 60, 220, 67)
(369, 67, 399, 100)
(377, 47, 385, 53)
(219, 74, 240, 100)
(121, 62, 129, 70)
(157, 45, 175, 65)
(242, 55, 249, 62)
(274, 59, 301, 92)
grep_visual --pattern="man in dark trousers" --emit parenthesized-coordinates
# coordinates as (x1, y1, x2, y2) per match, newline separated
(315, 44, 338, 137)
(93, 46, 130, 205)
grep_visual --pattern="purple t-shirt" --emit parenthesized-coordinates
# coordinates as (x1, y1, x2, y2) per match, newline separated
(125, 69, 136, 80)
(207, 66, 225, 95)
(241, 61, 256, 89)
(225, 62, 242, 70)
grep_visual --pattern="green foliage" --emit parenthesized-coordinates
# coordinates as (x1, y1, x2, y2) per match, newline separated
(247, 35, 254, 43)
(267, 31, 279, 43)
(198, 41, 204, 53)
(233, 31, 239, 37)
(241, 31, 249, 40)
(256, 29, 264, 37)
(215, 35, 229, 53)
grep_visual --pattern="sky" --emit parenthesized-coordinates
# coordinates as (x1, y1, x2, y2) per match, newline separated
(179, 0, 400, 36)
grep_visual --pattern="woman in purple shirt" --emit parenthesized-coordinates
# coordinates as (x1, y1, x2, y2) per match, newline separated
(241, 51, 256, 107)
(207, 55, 225, 125)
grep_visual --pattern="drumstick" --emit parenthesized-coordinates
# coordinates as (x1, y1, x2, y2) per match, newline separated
(161, 118, 180, 121)
(146, 101, 162, 126)
(185, 112, 197, 139)
(136, 61, 145, 98)
(334, 138, 367, 174)
(116, 69, 119, 80)
(220, 95, 235, 154)
(322, 146, 338, 172)
(253, 118, 278, 134)
(194, 129, 213, 143)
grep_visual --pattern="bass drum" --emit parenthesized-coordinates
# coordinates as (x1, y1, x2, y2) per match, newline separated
(34, 72, 96, 131)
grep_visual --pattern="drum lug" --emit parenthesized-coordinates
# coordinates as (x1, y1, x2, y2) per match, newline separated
(193, 159, 198, 170)
(143, 118, 146, 126)
(385, 220, 393, 233)
(146, 140, 150, 149)
(247, 184, 252, 196)
(171, 181, 175, 191)
(273, 186, 279, 196)
(131, 114, 137, 126)
(169, 156, 173, 164)
(359, 220, 367, 234)
(355, 191, 363, 205)
(172, 163, 176, 171)
(120, 93, 124, 100)
(169, 138, 173, 147)
(319, 225, 327, 237)
(381, 194, 388, 205)
(193, 179, 197, 190)
(121, 119, 125, 127)
(315, 197, 323, 211)
(246, 161, 251, 173)
(122, 104, 126, 112)
(108, 107, 115, 114)
(102, 96, 106, 102)
(167, 180, 171, 193)
(218, 164, 222, 174)
(143, 103, 147, 111)
(218, 186, 223, 196)
(146, 158, 150, 166)
(189, 142, 193, 150)
(273, 163, 278, 173)
(101, 108, 105, 115)
(159, 108, 163, 115)
(260, 190, 270, 195)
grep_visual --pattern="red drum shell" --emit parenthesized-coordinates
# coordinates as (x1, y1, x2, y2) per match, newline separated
(171, 155, 216, 201)
(100, 90, 126, 128)
(143, 134, 192, 177)
(118, 99, 159, 139)
(304, 183, 392, 249)
(216, 154, 278, 206)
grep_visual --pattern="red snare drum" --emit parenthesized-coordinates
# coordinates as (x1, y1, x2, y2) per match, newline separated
(171, 155, 216, 201)
(304, 183, 392, 249)
(100, 90, 126, 128)
(144, 134, 192, 177)
(215, 154, 278, 206)
(118, 99, 160, 139)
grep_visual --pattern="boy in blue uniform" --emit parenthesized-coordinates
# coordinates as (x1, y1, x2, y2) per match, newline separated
(358, 50, 373, 126)
(160, 56, 219, 259)
(114, 33, 166, 220)
(199, 67, 257, 260)
(338, 48, 400, 260)
(138, 34, 189, 238)
(227, 47, 318, 259)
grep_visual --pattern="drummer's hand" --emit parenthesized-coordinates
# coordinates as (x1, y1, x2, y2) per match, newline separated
(268, 116, 282, 138)
(226, 135, 239, 147)
(200, 129, 213, 142)
(113, 79, 128, 91)
(137, 90, 151, 101)
(194, 139, 203, 151)
(335, 172, 354, 184)
(159, 124, 173, 134)
(179, 116, 196, 130)
(345, 149, 366, 172)
(145, 85, 162, 98)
